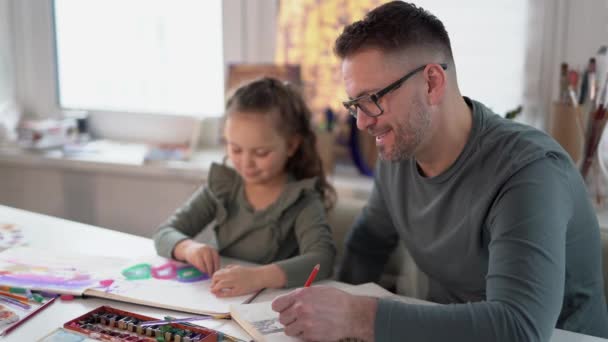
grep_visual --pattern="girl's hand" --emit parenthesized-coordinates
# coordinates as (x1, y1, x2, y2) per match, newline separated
(210, 265, 261, 297)
(176, 240, 220, 276)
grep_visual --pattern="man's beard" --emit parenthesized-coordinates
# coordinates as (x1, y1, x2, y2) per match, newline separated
(378, 105, 430, 162)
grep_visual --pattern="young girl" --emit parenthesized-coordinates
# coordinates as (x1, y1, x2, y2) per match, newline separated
(154, 77, 336, 297)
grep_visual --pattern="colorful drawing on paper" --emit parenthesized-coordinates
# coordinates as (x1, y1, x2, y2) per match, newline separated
(94, 261, 210, 296)
(0, 223, 26, 252)
(98, 279, 140, 295)
(0, 259, 97, 290)
(121, 263, 151, 280)
(121, 261, 209, 282)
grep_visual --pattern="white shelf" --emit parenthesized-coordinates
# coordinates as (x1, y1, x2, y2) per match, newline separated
(0, 145, 374, 201)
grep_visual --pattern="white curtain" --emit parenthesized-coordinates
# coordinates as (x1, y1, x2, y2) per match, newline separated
(521, 0, 568, 130)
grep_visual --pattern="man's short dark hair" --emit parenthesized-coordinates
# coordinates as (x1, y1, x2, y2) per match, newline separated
(334, 1, 453, 61)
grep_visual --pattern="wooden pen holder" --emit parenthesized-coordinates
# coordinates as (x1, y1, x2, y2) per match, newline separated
(549, 102, 584, 165)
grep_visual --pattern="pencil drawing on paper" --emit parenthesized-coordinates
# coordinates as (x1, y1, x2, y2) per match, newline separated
(252, 318, 284, 335)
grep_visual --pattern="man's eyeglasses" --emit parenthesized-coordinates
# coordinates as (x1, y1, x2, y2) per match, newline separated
(342, 63, 448, 119)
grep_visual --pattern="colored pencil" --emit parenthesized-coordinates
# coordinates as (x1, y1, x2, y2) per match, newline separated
(139, 313, 230, 327)
(0, 286, 29, 295)
(0, 291, 31, 304)
(304, 264, 320, 287)
(243, 288, 265, 304)
(1, 295, 58, 336)
(0, 294, 30, 309)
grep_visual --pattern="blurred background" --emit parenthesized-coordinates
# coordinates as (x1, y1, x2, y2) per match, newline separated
(0, 0, 607, 236)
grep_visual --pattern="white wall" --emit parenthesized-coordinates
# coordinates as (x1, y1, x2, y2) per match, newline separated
(0, 0, 15, 106)
(223, 0, 277, 65)
(563, 0, 608, 69)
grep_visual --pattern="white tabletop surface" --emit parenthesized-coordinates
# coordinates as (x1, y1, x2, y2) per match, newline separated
(0, 205, 605, 341)
(0, 204, 254, 341)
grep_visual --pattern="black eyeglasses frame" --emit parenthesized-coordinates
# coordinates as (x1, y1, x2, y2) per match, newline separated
(342, 63, 448, 118)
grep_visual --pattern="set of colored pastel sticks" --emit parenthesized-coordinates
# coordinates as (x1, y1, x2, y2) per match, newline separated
(63, 306, 220, 342)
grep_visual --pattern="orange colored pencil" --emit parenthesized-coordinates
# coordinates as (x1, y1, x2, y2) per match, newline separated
(0, 291, 30, 304)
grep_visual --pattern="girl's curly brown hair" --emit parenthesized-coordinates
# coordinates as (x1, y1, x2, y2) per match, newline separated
(225, 77, 336, 211)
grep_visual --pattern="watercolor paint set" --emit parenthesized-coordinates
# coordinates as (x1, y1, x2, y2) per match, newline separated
(58, 306, 222, 342)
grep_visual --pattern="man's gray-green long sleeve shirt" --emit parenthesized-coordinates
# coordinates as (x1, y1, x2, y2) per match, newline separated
(154, 163, 335, 287)
(339, 98, 608, 341)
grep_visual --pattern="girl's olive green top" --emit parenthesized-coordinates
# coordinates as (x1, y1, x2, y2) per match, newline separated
(154, 163, 336, 287)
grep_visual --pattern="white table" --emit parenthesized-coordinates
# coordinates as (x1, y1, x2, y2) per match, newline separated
(0, 204, 255, 341)
(0, 205, 605, 341)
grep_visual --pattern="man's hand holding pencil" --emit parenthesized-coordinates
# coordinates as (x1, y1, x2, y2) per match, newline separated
(271, 264, 377, 342)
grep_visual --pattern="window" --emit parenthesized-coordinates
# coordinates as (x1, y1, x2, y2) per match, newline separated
(417, 0, 528, 115)
(53, 0, 224, 117)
